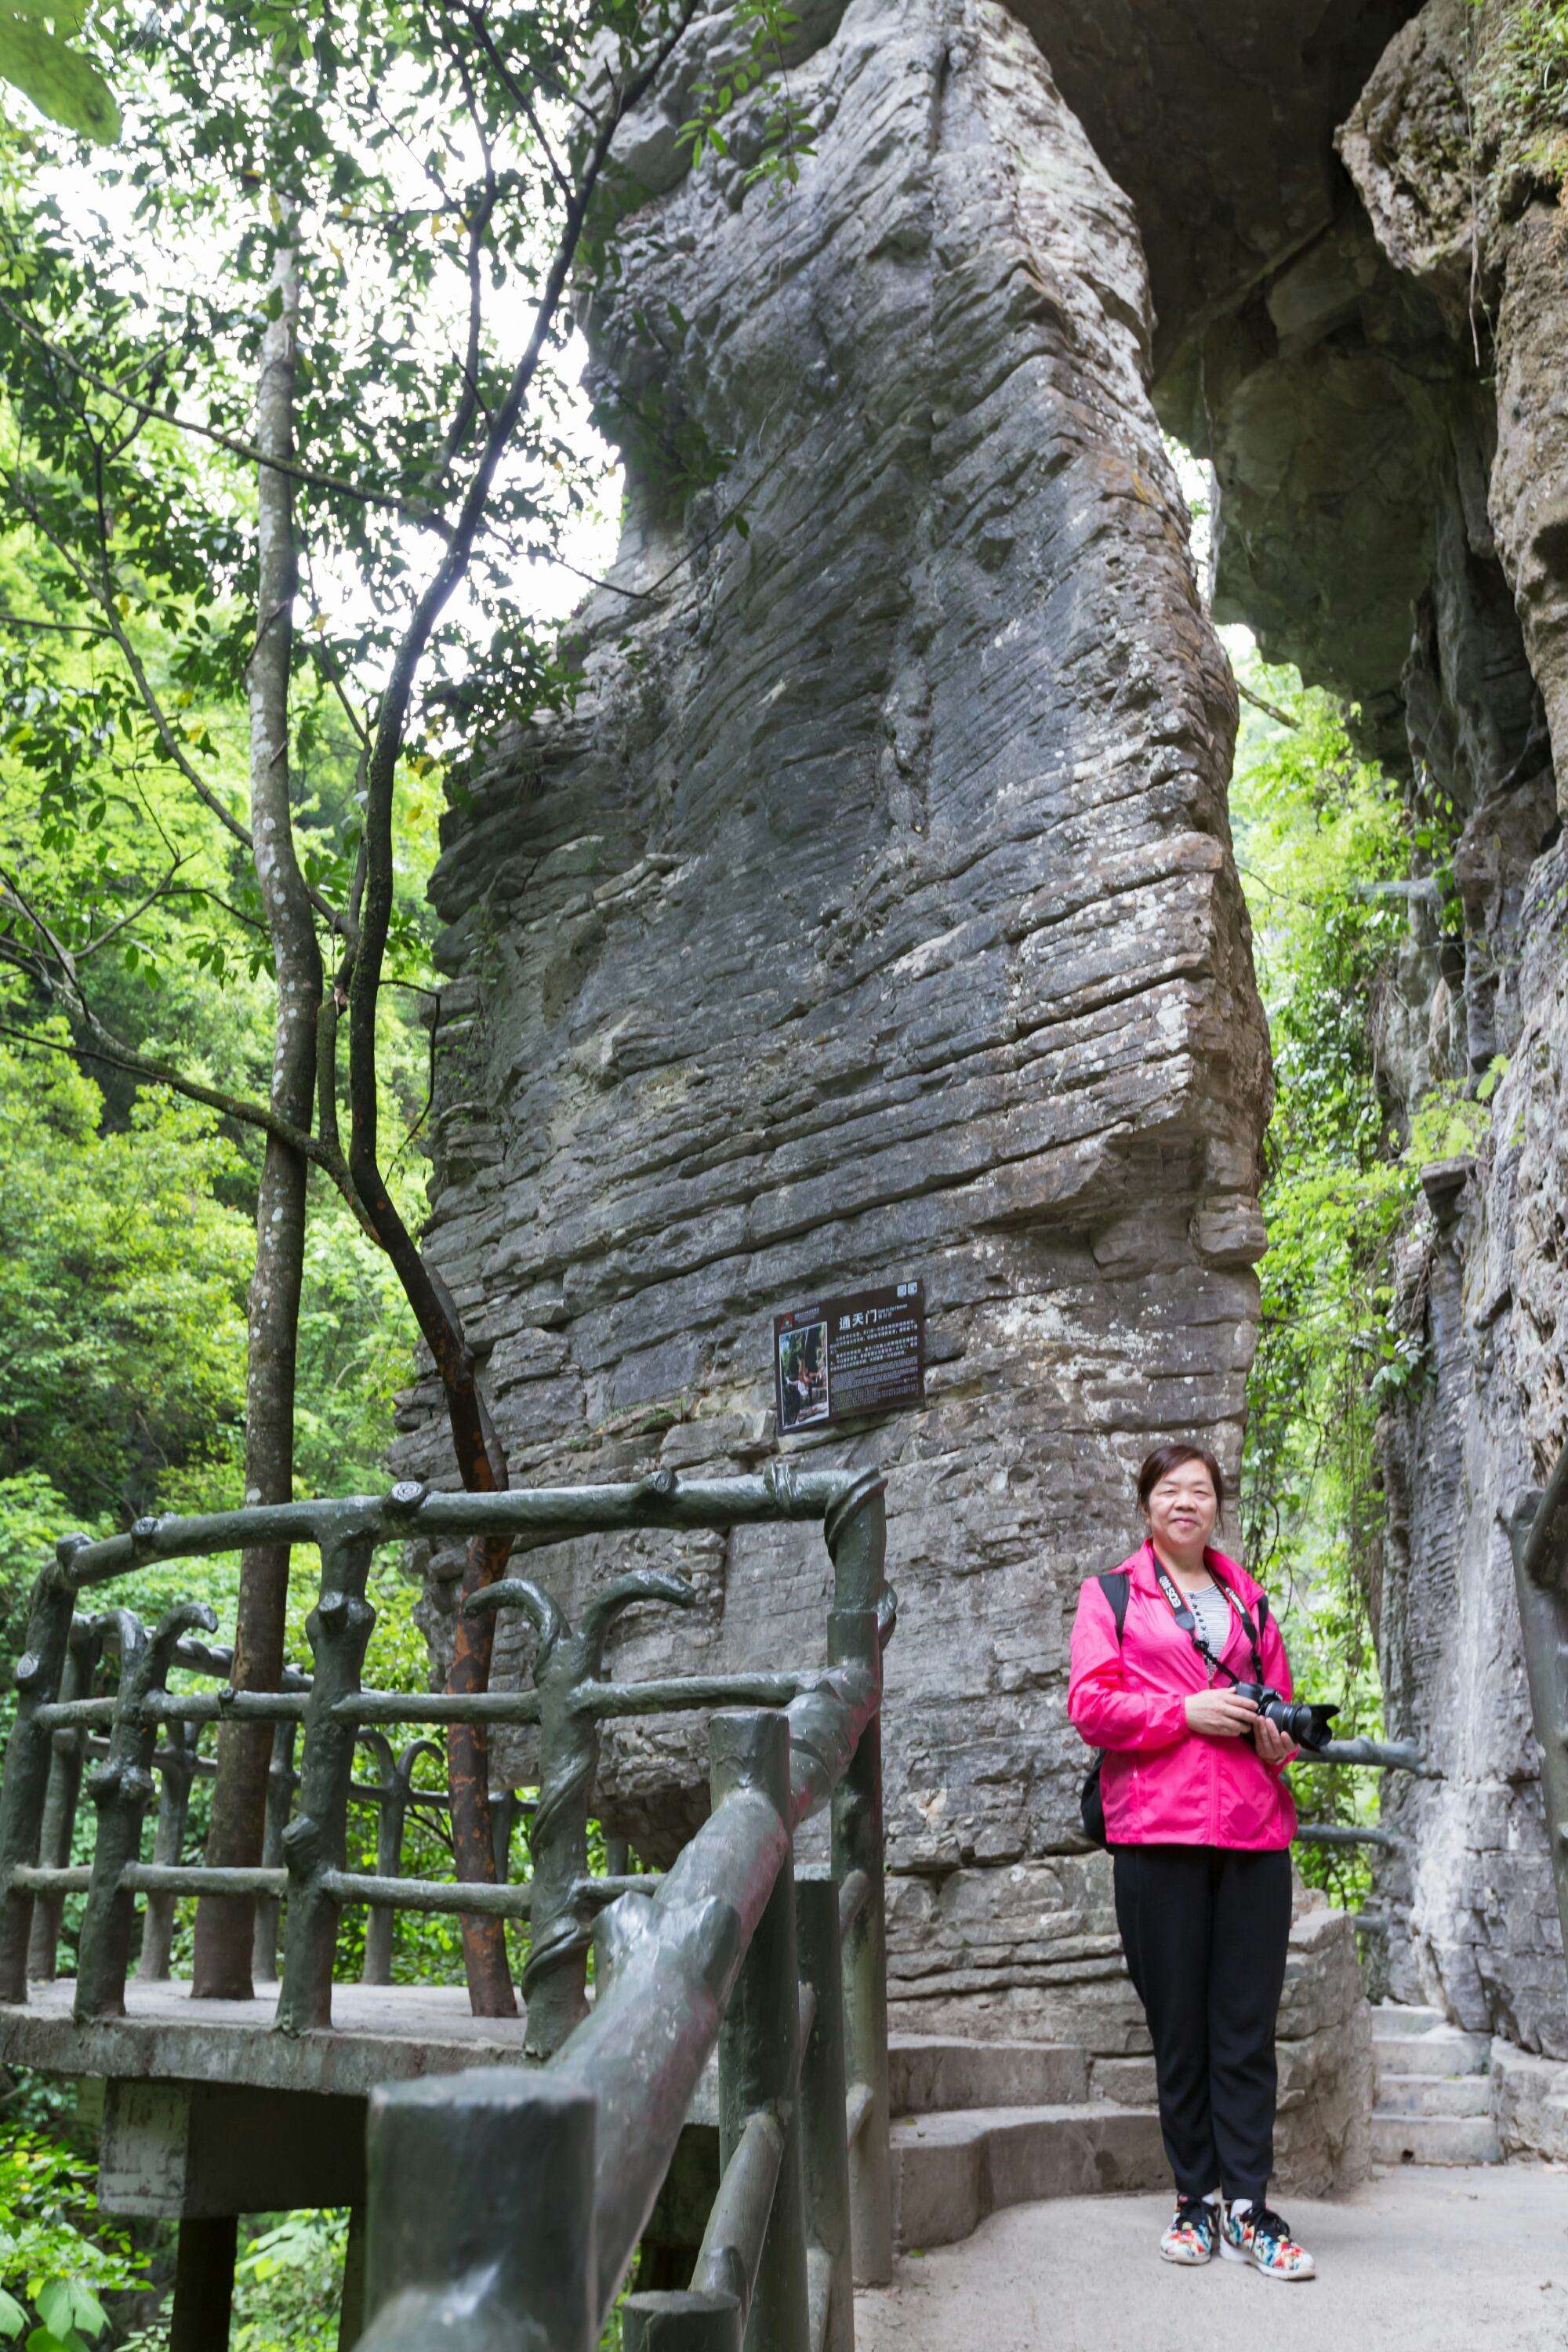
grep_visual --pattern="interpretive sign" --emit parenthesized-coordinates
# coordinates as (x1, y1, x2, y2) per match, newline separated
(774, 1279, 925, 1434)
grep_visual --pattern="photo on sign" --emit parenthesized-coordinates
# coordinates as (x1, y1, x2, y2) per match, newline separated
(778, 1319, 829, 1431)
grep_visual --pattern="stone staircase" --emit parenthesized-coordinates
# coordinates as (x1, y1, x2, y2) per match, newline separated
(1371, 2003, 1501, 2166)
(887, 2035, 1165, 2249)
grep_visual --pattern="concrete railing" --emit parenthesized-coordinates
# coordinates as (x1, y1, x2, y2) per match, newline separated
(0, 1464, 896, 2344)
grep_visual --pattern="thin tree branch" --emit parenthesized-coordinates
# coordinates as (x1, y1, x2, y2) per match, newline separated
(455, 3, 574, 200)
(0, 1013, 328, 1166)
(0, 294, 456, 542)
(0, 609, 108, 636)
(1, 463, 342, 933)
(1236, 677, 1301, 731)
(1, 463, 258, 860)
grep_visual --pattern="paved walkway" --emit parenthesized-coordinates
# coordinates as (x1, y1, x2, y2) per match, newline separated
(855, 2167, 1568, 2352)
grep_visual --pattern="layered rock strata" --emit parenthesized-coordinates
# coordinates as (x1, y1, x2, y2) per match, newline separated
(1174, 0, 1568, 2077)
(394, 0, 1274, 1999)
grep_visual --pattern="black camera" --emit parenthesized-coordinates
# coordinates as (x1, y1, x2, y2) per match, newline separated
(1231, 1683, 1338, 1752)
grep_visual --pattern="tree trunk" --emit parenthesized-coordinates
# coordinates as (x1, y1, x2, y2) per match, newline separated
(192, 207, 321, 1999)
(447, 1530, 517, 2016)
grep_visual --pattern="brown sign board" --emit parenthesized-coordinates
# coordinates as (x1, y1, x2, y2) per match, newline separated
(774, 1279, 925, 1435)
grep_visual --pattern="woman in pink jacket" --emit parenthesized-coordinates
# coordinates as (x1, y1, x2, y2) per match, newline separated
(1068, 1441, 1316, 2283)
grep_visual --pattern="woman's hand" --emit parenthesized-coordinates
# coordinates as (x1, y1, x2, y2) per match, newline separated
(1252, 1715, 1298, 1768)
(1185, 1689, 1260, 1739)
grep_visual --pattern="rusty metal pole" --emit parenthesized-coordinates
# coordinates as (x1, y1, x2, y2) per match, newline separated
(1508, 1465, 1568, 1977)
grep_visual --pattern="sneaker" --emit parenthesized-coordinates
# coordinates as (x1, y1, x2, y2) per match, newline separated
(1220, 2199, 1316, 2281)
(1160, 2193, 1219, 2265)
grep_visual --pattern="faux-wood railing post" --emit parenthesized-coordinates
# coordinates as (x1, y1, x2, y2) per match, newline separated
(136, 1719, 200, 1981)
(76, 1603, 217, 2021)
(361, 2070, 597, 2349)
(796, 1871, 854, 2352)
(278, 1531, 376, 2034)
(252, 1718, 298, 1986)
(464, 1567, 695, 2057)
(623, 2292, 741, 2350)
(711, 1710, 809, 2352)
(27, 1614, 104, 1981)
(0, 1556, 80, 2002)
(360, 1736, 439, 1987)
(826, 1608, 891, 2282)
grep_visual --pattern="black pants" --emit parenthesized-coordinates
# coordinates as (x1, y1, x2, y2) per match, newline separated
(1112, 1843, 1292, 2207)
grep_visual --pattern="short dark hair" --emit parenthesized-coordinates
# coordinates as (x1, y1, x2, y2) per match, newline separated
(1137, 1442, 1225, 1513)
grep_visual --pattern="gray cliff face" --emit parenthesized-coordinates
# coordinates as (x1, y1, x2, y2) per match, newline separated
(1182, 0, 1568, 2060)
(403, 0, 1568, 2124)
(395, 0, 1273, 2027)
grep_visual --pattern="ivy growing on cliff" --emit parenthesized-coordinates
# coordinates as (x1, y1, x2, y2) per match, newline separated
(1468, 0, 1568, 190)
(1232, 663, 1417, 1895)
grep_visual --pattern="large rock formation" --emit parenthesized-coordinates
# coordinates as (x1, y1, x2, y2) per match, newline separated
(1174, 0, 1568, 2089)
(397, 0, 1568, 2165)
(395, 0, 1276, 1996)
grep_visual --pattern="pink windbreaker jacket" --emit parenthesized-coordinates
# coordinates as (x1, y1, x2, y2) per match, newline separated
(1067, 1543, 1298, 1850)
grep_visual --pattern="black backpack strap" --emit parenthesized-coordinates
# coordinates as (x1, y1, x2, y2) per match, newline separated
(1097, 1568, 1131, 1642)
(1256, 1592, 1269, 1635)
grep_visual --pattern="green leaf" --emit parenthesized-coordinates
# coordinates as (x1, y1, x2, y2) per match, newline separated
(0, 2292, 27, 2342)
(32, 2289, 70, 2341)
(0, 14, 119, 140)
(59, 2287, 105, 2341)
(0, 0, 86, 25)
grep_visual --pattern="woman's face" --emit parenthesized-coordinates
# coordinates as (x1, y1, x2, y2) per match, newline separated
(1145, 1461, 1219, 1554)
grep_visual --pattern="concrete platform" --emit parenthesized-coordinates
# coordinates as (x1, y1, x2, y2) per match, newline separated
(0, 1980, 535, 2097)
(856, 2165, 1568, 2352)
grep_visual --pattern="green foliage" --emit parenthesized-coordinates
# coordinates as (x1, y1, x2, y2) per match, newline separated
(677, 2, 818, 193)
(0, 2, 117, 144)
(1232, 662, 1417, 1892)
(0, 2135, 144, 2348)
(0, 1028, 249, 1575)
(230, 2213, 347, 2352)
(1470, 0, 1568, 190)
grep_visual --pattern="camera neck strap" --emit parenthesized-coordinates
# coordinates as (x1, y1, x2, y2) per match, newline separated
(1145, 1543, 1264, 1686)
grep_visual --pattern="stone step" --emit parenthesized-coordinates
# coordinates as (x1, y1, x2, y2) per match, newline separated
(888, 2035, 1091, 2115)
(1374, 2025, 1491, 2078)
(891, 2103, 1167, 2250)
(1374, 2071, 1494, 2119)
(1371, 2002, 1447, 2040)
(1372, 2111, 1502, 2166)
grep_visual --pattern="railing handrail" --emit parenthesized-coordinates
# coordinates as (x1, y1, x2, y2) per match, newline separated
(361, 1612, 891, 2346)
(0, 1462, 899, 2346)
(45, 1467, 858, 1592)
